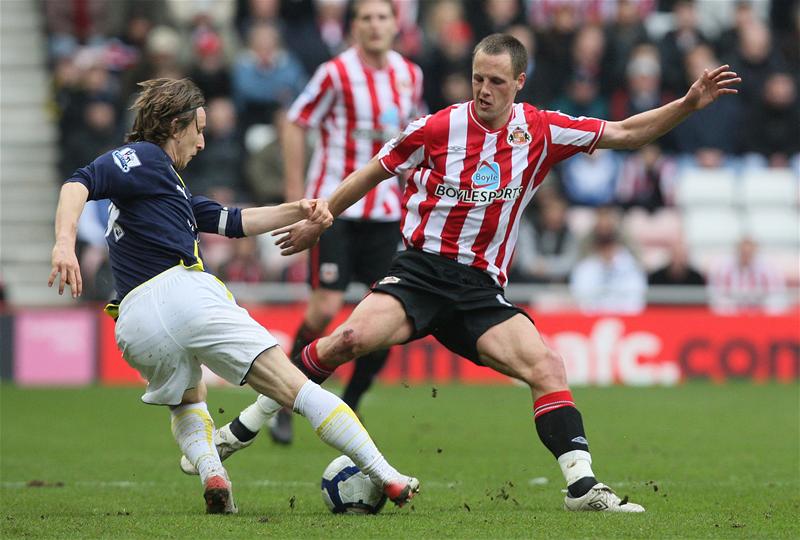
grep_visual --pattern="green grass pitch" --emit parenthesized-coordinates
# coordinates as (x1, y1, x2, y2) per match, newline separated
(1, 383, 798, 538)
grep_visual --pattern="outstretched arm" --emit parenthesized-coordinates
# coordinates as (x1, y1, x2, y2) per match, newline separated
(48, 182, 89, 298)
(273, 158, 392, 255)
(598, 65, 740, 150)
(241, 199, 332, 236)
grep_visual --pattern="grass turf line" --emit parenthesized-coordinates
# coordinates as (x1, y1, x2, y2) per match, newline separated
(1, 383, 798, 538)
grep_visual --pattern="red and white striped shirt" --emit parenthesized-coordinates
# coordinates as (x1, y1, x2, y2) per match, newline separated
(378, 101, 605, 286)
(287, 47, 423, 221)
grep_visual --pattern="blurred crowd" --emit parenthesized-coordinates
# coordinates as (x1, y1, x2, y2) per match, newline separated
(45, 0, 799, 313)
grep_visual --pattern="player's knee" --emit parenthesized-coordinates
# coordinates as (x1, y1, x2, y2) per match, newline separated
(519, 348, 567, 390)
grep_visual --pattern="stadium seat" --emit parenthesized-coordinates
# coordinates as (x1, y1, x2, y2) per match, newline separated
(744, 208, 800, 246)
(762, 247, 800, 286)
(623, 208, 682, 248)
(683, 207, 742, 247)
(674, 168, 737, 207)
(739, 168, 799, 207)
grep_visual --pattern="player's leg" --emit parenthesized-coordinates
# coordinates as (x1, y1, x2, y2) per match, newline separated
(113, 270, 236, 513)
(244, 345, 418, 505)
(270, 222, 352, 443)
(339, 220, 400, 412)
(171, 382, 237, 514)
(267, 288, 346, 444)
(473, 313, 644, 512)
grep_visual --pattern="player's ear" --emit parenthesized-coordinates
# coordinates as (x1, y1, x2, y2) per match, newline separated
(516, 72, 526, 92)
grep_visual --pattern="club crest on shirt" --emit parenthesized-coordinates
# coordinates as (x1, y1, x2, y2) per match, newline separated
(112, 147, 141, 173)
(507, 125, 531, 146)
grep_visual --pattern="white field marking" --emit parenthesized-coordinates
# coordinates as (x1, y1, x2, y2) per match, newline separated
(4, 478, 797, 490)
(0, 479, 462, 489)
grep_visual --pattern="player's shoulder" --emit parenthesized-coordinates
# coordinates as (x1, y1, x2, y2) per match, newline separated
(94, 141, 167, 176)
(387, 50, 422, 72)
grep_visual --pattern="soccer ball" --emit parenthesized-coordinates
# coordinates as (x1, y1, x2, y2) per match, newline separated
(320, 455, 387, 514)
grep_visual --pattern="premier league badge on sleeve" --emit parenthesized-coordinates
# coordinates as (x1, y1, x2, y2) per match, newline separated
(112, 147, 142, 173)
(507, 125, 531, 146)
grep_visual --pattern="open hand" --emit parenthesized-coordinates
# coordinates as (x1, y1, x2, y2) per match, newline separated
(48, 244, 82, 298)
(684, 64, 741, 111)
(272, 219, 327, 255)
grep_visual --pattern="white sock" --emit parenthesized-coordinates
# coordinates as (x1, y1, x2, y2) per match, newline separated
(557, 450, 595, 487)
(293, 381, 400, 486)
(170, 402, 224, 484)
(238, 395, 282, 432)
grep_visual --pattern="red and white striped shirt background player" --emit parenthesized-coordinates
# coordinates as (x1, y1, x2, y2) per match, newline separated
(378, 101, 605, 287)
(287, 47, 423, 221)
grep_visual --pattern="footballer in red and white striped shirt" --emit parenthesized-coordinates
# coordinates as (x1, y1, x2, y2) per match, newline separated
(286, 21, 422, 221)
(269, 33, 739, 512)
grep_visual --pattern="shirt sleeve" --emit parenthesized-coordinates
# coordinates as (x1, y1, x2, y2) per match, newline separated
(377, 114, 429, 175)
(192, 196, 245, 238)
(543, 110, 606, 164)
(286, 62, 336, 129)
(64, 145, 153, 200)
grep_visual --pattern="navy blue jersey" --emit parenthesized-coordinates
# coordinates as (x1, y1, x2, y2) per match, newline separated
(66, 141, 245, 301)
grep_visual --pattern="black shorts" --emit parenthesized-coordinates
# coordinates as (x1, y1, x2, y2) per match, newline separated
(371, 249, 532, 365)
(309, 219, 401, 291)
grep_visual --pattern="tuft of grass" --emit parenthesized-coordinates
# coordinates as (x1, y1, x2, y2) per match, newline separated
(1, 383, 798, 538)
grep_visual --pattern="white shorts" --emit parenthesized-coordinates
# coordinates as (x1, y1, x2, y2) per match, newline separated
(115, 266, 278, 405)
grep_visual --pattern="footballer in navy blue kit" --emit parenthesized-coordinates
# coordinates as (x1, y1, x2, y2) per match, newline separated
(49, 78, 419, 515)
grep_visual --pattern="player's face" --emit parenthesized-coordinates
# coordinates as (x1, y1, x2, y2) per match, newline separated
(352, 0, 397, 56)
(472, 51, 525, 128)
(175, 107, 206, 170)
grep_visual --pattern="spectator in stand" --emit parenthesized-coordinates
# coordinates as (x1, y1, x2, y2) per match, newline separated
(610, 44, 674, 121)
(659, 0, 710, 96)
(739, 72, 800, 167)
(468, 0, 525, 39)
(44, 0, 112, 57)
(506, 24, 549, 107)
(533, 2, 580, 104)
(648, 240, 705, 286)
(550, 72, 608, 120)
(726, 19, 787, 107)
(559, 149, 621, 207)
(511, 196, 579, 284)
(61, 98, 120, 179)
(422, 13, 474, 112)
(219, 236, 268, 283)
(616, 144, 677, 212)
(188, 28, 232, 101)
(245, 109, 292, 205)
(235, 0, 284, 43)
(716, 0, 759, 60)
(184, 97, 248, 199)
(605, 0, 651, 89)
(672, 44, 741, 160)
(121, 26, 184, 99)
(567, 25, 611, 99)
(579, 206, 639, 258)
(708, 237, 788, 314)
(232, 21, 307, 129)
(570, 217, 647, 315)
